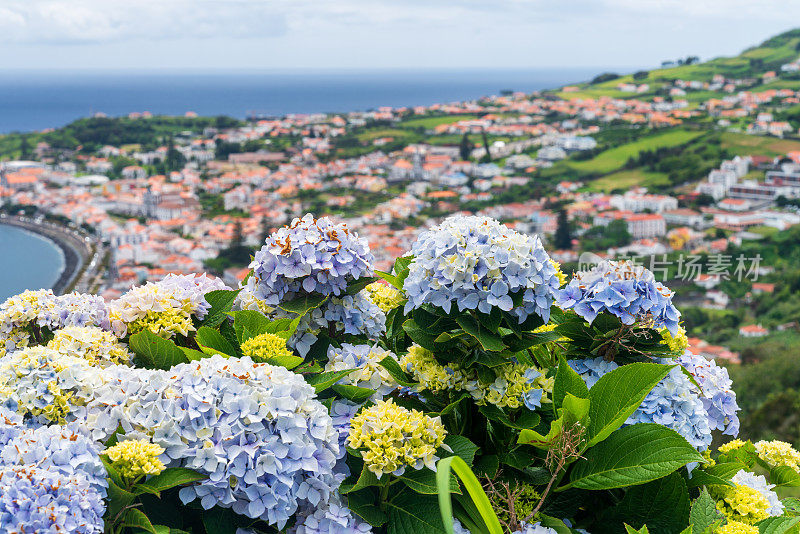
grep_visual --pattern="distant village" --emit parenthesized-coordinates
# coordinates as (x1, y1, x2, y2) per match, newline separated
(4, 54, 800, 366)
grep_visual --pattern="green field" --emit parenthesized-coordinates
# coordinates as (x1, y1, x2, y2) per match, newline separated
(585, 169, 671, 192)
(355, 128, 417, 142)
(720, 132, 800, 157)
(567, 129, 704, 174)
(397, 114, 479, 129)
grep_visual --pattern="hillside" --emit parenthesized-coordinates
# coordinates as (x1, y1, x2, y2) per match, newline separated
(554, 28, 800, 100)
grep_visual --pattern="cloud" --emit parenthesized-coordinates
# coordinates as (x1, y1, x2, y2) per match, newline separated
(0, 0, 288, 44)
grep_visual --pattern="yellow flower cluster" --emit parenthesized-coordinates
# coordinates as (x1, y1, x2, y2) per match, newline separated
(0, 289, 53, 357)
(399, 345, 473, 393)
(716, 485, 771, 525)
(716, 521, 759, 534)
(550, 260, 568, 287)
(31, 381, 74, 425)
(400, 345, 551, 409)
(347, 399, 447, 478)
(104, 439, 166, 481)
(241, 333, 294, 363)
(364, 282, 405, 313)
(47, 326, 132, 367)
(755, 440, 800, 472)
(719, 439, 747, 454)
(125, 307, 195, 339)
(473, 363, 552, 409)
(659, 325, 689, 353)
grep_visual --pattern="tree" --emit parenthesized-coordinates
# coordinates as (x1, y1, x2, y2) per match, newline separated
(554, 209, 572, 250)
(165, 136, 186, 173)
(480, 128, 492, 163)
(18, 136, 31, 159)
(633, 70, 649, 80)
(459, 134, 474, 161)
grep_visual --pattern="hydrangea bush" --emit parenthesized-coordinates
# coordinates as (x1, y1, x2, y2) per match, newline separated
(0, 213, 793, 534)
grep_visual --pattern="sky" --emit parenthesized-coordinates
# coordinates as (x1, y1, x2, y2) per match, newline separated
(1, 0, 800, 71)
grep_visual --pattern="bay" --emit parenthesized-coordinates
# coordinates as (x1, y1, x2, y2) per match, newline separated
(0, 224, 65, 301)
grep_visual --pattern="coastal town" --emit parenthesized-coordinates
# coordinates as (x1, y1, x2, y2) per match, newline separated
(4, 30, 800, 364)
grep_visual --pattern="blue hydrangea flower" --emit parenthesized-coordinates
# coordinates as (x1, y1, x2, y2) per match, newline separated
(677, 351, 740, 436)
(0, 423, 107, 497)
(568, 357, 713, 450)
(38, 293, 112, 332)
(557, 260, 681, 335)
(404, 215, 559, 323)
(325, 343, 399, 402)
(512, 523, 559, 534)
(247, 214, 374, 306)
(0, 465, 105, 534)
(82, 356, 340, 529)
(289, 492, 373, 534)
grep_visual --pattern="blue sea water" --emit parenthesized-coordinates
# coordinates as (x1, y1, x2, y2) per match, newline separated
(0, 68, 604, 133)
(0, 224, 65, 301)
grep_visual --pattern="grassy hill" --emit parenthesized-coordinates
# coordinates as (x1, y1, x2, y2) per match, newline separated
(555, 28, 800, 100)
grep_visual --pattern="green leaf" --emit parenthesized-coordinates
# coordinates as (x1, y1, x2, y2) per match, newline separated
(375, 269, 402, 289)
(400, 468, 460, 495)
(340, 463, 381, 494)
(625, 525, 650, 534)
(565, 423, 703, 490)
(586, 363, 673, 446)
(403, 318, 443, 351)
(443, 435, 479, 466)
(231, 310, 271, 342)
(690, 488, 724, 534)
(479, 404, 541, 431)
(106, 479, 136, 519)
(200, 289, 241, 328)
(345, 276, 379, 295)
(135, 467, 207, 494)
(687, 463, 738, 489)
(332, 384, 376, 403)
(770, 465, 800, 487)
(782, 497, 800, 517)
(348, 488, 388, 527)
(278, 293, 327, 315)
(388, 491, 448, 534)
(757, 516, 800, 534)
(305, 369, 356, 393)
(598, 472, 689, 534)
(129, 330, 188, 370)
(436, 456, 503, 534)
(196, 326, 236, 357)
(179, 347, 208, 361)
(379, 355, 417, 387)
(553, 355, 589, 412)
(201, 507, 246, 534)
(455, 314, 506, 352)
(123, 508, 158, 534)
(259, 353, 305, 370)
(519, 393, 588, 450)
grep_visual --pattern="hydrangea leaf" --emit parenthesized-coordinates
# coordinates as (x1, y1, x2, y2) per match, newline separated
(689, 488, 724, 534)
(586, 362, 673, 446)
(566, 424, 703, 490)
(196, 326, 236, 358)
(553, 354, 590, 413)
(199, 289, 241, 328)
(756, 516, 800, 534)
(347, 488, 388, 527)
(305, 369, 357, 393)
(595, 472, 689, 534)
(135, 468, 208, 495)
(129, 330, 189, 370)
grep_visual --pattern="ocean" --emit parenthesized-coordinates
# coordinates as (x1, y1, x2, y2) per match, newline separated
(0, 68, 604, 133)
(0, 224, 65, 301)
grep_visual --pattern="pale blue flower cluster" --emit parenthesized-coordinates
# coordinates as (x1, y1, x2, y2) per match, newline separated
(326, 343, 399, 402)
(404, 215, 560, 323)
(677, 351, 740, 436)
(0, 422, 106, 533)
(289, 493, 373, 534)
(568, 357, 713, 450)
(274, 293, 387, 356)
(248, 214, 374, 306)
(38, 292, 112, 332)
(0, 466, 105, 534)
(84, 356, 340, 529)
(557, 260, 681, 335)
(155, 273, 229, 319)
(0, 423, 107, 496)
(452, 520, 557, 534)
(512, 523, 559, 534)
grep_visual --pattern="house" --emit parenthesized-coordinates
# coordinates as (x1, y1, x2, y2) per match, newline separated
(739, 324, 768, 338)
(663, 208, 704, 228)
(751, 282, 775, 295)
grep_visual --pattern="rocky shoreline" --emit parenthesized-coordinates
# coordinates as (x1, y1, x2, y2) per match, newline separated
(0, 216, 90, 295)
